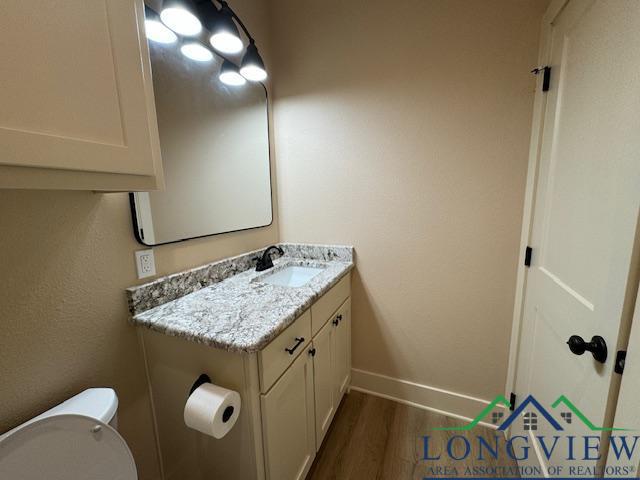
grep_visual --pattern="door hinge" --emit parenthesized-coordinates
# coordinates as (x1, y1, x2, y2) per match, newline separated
(524, 246, 533, 267)
(509, 392, 516, 411)
(615, 350, 627, 375)
(531, 66, 551, 92)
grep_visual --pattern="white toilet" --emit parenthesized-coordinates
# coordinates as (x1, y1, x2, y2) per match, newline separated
(0, 388, 137, 480)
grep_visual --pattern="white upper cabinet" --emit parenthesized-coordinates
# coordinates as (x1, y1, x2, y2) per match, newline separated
(0, 0, 163, 191)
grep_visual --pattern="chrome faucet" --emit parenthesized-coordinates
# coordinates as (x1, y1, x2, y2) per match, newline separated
(255, 245, 284, 272)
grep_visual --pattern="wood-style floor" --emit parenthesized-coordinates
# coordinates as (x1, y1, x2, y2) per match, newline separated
(307, 391, 519, 479)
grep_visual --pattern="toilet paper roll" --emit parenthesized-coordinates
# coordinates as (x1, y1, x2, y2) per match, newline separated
(183, 383, 241, 439)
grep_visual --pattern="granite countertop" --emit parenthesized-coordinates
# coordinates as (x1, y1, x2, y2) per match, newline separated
(127, 244, 354, 353)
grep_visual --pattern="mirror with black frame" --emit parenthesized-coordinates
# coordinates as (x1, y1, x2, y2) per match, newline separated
(131, 5, 272, 246)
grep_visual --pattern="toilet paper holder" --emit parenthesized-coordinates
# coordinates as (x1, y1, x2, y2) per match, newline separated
(188, 374, 236, 424)
(189, 374, 212, 396)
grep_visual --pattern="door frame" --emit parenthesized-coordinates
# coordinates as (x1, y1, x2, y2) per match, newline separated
(606, 286, 640, 472)
(504, 0, 640, 422)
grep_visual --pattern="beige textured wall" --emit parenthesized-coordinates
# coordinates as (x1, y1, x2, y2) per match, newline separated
(0, 1, 275, 478)
(0, 196, 277, 480)
(270, 0, 546, 401)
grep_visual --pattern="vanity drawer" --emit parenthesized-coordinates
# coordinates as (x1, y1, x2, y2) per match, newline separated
(259, 310, 312, 393)
(311, 273, 351, 335)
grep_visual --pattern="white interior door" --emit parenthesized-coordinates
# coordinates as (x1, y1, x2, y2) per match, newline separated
(512, 0, 640, 475)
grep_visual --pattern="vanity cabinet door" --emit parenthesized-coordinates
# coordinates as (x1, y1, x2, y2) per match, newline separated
(261, 349, 316, 480)
(0, 0, 163, 191)
(312, 319, 335, 449)
(333, 298, 352, 403)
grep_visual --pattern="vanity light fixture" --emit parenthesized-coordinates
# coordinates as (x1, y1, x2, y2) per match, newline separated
(219, 60, 246, 86)
(180, 42, 214, 62)
(240, 41, 267, 81)
(160, 0, 203, 37)
(150, 0, 267, 87)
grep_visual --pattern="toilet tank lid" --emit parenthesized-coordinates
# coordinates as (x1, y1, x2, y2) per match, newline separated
(1, 389, 118, 440)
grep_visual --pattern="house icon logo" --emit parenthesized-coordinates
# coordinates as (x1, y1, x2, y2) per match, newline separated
(433, 394, 630, 432)
(497, 395, 563, 431)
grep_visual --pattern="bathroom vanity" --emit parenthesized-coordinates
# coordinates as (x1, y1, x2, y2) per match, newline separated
(127, 244, 353, 480)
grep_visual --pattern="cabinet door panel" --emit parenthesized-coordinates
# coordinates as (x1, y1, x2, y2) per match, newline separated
(261, 351, 315, 480)
(312, 320, 334, 449)
(0, 0, 159, 176)
(334, 298, 351, 403)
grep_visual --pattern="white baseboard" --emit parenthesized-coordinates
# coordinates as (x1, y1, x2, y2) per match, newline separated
(350, 368, 505, 429)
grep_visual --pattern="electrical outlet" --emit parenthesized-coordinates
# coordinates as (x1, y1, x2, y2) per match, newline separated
(135, 249, 156, 279)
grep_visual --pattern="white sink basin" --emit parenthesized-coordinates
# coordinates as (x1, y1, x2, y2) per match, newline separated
(260, 266, 324, 288)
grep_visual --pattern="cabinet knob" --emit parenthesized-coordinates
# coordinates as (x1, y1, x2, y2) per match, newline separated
(308, 348, 316, 357)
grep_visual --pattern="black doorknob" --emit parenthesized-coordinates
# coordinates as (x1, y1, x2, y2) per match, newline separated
(567, 335, 607, 363)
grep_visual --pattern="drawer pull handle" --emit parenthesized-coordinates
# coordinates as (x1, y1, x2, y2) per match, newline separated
(333, 314, 343, 326)
(285, 337, 305, 355)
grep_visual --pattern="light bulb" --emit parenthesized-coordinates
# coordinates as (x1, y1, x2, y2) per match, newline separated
(240, 43, 267, 81)
(145, 19, 178, 44)
(240, 65, 267, 82)
(219, 70, 246, 86)
(219, 60, 246, 86)
(180, 43, 214, 62)
(210, 32, 243, 54)
(207, 6, 243, 54)
(160, 6, 202, 36)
